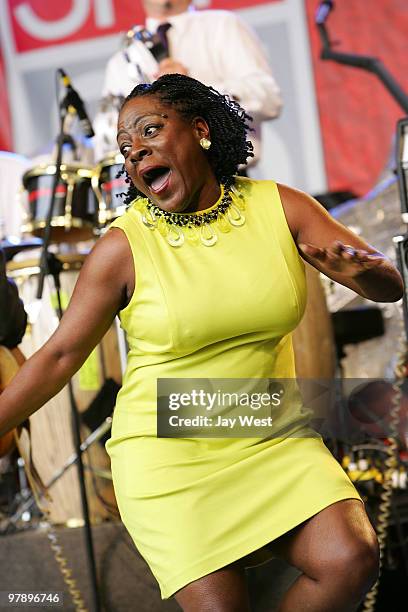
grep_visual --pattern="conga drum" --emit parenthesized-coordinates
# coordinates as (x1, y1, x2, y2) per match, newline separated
(7, 255, 121, 524)
(92, 153, 128, 226)
(21, 163, 98, 243)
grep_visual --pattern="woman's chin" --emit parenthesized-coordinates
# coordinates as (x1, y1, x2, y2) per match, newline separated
(152, 191, 189, 214)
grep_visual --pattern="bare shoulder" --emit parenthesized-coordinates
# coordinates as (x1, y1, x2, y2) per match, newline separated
(76, 226, 134, 303)
(81, 226, 129, 269)
(276, 182, 309, 203)
(275, 181, 382, 258)
(276, 182, 332, 242)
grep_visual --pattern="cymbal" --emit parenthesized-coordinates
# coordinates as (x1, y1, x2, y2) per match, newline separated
(0, 237, 43, 262)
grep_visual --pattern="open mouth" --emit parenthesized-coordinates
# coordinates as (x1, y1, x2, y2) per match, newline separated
(141, 166, 171, 194)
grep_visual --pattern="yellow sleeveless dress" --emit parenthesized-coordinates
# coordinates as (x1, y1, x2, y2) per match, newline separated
(105, 177, 361, 600)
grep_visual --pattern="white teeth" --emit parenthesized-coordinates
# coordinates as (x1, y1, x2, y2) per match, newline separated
(151, 169, 171, 192)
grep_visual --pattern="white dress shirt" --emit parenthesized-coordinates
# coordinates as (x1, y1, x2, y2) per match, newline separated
(95, 9, 282, 164)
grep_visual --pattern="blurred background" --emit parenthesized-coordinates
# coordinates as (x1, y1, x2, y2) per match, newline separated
(0, 0, 407, 194)
(1, 1, 408, 611)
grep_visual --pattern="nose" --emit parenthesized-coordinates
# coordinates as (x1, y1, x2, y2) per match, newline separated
(129, 140, 151, 163)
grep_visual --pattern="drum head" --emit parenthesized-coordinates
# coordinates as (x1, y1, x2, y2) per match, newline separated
(93, 155, 128, 225)
(22, 164, 97, 243)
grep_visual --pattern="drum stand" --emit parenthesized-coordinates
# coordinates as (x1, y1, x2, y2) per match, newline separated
(35, 90, 101, 612)
(6, 417, 112, 528)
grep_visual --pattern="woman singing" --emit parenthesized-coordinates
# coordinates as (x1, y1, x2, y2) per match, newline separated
(0, 74, 403, 611)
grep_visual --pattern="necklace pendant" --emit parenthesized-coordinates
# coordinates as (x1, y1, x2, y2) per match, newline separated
(200, 223, 218, 246)
(231, 184, 243, 196)
(134, 197, 146, 212)
(157, 216, 169, 237)
(136, 181, 245, 246)
(227, 203, 246, 227)
(230, 187, 245, 211)
(232, 195, 246, 211)
(142, 207, 158, 229)
(166, 224, 185, 247)
(184, 225, 200, 245)
(217, 213, 232, 233)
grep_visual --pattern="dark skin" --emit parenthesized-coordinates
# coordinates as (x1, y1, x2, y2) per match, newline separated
(0, 94, 403, 611)
(117, 97, 219, 213)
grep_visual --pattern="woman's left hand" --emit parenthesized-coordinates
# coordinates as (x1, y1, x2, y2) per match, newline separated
(298, 240, 385, 278)
(277, 183, 403, 302)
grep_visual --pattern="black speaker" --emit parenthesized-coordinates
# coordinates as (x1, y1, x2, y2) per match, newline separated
(81, 378, 120, 446)
(331, 306, 384, 359)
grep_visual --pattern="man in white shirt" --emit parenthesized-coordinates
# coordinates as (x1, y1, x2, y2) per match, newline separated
(95, 0, 282, 169)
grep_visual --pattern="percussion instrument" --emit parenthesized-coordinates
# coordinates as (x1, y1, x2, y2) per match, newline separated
(7, 255, 120, 524)
(92, 153, 128, 226)
(0, 237, 43, 262)
(21, 163, 98, 243)
(93, 95, 124, 164)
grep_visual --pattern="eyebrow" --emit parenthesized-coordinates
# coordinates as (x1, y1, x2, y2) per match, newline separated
(117, 113, 166, 139)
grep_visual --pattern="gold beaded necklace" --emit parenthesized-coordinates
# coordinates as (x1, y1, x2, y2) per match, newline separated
(133, 181, 246, 247)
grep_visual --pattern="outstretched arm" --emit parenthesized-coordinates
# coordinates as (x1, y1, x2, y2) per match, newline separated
(0, 228, 133, 436)
(278, 183, 403, 303)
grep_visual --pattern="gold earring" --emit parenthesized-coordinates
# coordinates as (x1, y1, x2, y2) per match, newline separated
(199, 137, 211, 150)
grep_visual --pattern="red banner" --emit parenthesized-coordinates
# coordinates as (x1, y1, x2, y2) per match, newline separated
(305, 0, 408, 195)
(8, 0, 281, 53)
(9, 0, 142, 52)
(3, 0, 408, 196)
(207, 0, 279, 8)
(0, 46, 12, 151)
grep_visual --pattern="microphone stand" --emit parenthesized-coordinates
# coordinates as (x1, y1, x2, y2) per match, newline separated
(35, 88, 101, 612)
(316, 5, 408, 602)
(7, 418, 113, 526)
(315, 0, 408, 335)
(316, 1, 408, 114)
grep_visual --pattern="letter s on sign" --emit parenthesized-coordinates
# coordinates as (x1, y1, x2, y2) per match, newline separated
(14, 0, 114, 41)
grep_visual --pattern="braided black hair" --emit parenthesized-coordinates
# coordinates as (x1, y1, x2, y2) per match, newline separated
(117, 73, 254, 206)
